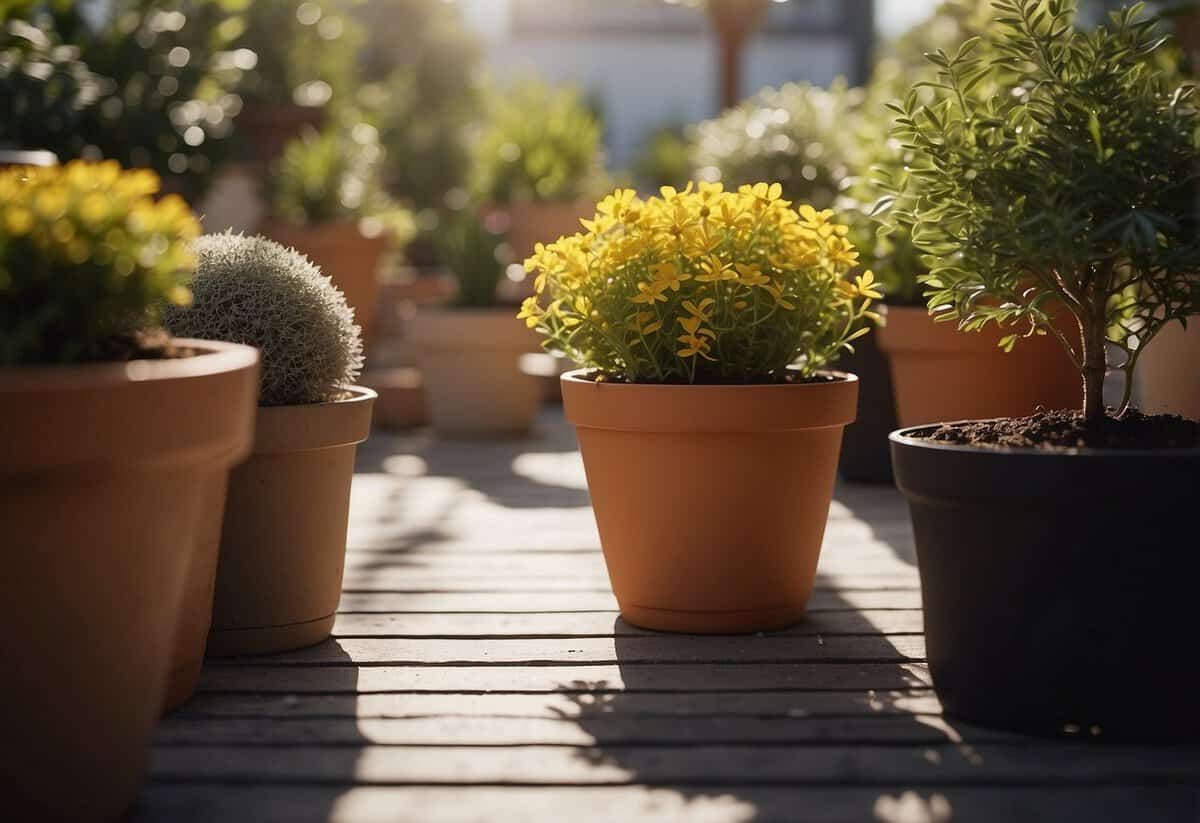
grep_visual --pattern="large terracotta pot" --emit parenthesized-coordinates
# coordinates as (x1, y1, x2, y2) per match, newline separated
(561, 369, 858, 634)
(0, 340, 258, 822)
(1136, 321, 1200, 420)
(206, 386, 376, 656)
(409, 308, 542, 437)
(877, 305, 1081, 426)
(259, 219, 388, 343)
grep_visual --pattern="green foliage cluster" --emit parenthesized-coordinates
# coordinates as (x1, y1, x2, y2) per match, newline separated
(472, 80, 606, 205)
(354, 0, 482, 212)
(0, 18, 100, 150)
(634, 124, 692, 192)
(0, 160, 198, 365)
(164, 232, 363, 405)
(233, 0, 360, 109)
(271, 123, 385, 224)
(432, 209, 506, 308)
(1, 1, 248, 199)
(883, 0, 1200, 419)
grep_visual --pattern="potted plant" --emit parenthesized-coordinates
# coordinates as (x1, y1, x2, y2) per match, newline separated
(165, 232, 375, 658)
(260, 124, 405, 343)
(885, 0, 1200, 739)
(0, 161, 259, 820)
(473, 80, 606, 266)
(872, 0, 1082, 428)
(691, 80, 903, 482)
(411, 208, 542, 436)
(522, 182, 879, 633)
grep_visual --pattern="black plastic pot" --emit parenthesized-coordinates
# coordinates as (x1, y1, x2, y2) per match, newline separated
(837, 332, 897, 484)
(890, 425, 1200, 741)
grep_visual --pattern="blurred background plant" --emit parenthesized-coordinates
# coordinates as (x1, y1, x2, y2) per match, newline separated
(471, 79, 607, 205)
(633, 123, 692, 192)
(432, 208, 508, 308)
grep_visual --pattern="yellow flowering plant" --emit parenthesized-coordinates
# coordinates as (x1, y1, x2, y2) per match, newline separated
(0, 160, 198, 365)
(520, 182, 880, 383)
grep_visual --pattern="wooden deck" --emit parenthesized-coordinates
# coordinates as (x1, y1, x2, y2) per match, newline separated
(139, 411, 1200, 822)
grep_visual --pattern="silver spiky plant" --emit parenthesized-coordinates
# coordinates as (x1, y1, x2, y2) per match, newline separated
(165, 232, 363, 406)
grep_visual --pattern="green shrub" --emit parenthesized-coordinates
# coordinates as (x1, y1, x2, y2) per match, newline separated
(883, 0, 1200, 420)
(0, 161, 198, 365)
(634, 124, 692, 191)
(432, 209, 506, 308)
(473, 80, 605, 204)
(271, 124, 387, 224)
(164, 232, 362, 405)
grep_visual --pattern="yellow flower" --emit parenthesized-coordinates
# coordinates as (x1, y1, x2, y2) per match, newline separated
(677, 332, 716, 360)
(3, 206, 32, 236)
(854, 270, 884, 300)
(741, 181, 787, 209)
(681, 297, 715, 322)
(597, 188, 638, 219)
(826, 235, 860, 269)
(734, 263, 770, 287)
(765, 284, 796, 310)
(697, 254, 736, 283)
(651, 261, 691, 291)
(631, 280, 668, 304)
(632, 311, 663, 335)
(517, 296, 542, 328)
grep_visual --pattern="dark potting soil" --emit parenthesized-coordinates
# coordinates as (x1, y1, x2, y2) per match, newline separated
(96, 327, 194, 362)
(579, 370, 840, 386)
(917, 408, 1200, 450)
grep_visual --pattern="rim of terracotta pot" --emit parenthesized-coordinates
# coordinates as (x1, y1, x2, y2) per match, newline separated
(253, 384, 377, 454)
(561, 367, 858, 433)
(877, 303, 1077, 355)
(0, 339, 259, 469)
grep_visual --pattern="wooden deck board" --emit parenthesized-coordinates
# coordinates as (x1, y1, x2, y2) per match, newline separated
(143, 413, 1200, 822)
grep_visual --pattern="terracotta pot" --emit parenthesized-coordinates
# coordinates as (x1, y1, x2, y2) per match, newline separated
(409, 308, 542, 437)
(235, 103, 324, 170)
(877, 305, 1081, 426)
(561, 369, 858, 634)
(260, 219, 388, 343)
(0, 340, 258, 822)
(206, 386, 376, 656)
(891, 425, 1200, 740)
(501, 199, 595, 261)
(1135, 321, 1200, 420)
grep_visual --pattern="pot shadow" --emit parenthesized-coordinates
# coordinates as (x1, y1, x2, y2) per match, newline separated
(830, 481, 917, 567)
(136, 642, 367, 822)
(551, 576, 994, 822)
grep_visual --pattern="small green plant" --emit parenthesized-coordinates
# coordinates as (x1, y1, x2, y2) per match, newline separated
(433, 209, 506, 308)
(473, 80, 605, 204)
(271, 124, 390, 224)
(0, 160, 198, 365)
(520, 183, 880, 384)
(164, 232, 363, 405)
(884, 0, 1200, 421)
(635, 123, 692, 191)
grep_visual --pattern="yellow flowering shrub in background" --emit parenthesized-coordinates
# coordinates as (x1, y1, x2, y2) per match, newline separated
(520, 182, 880, 383)
(0, 160, 199, 365)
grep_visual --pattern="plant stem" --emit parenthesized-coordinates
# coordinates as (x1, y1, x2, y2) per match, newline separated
(1081, 279, 1108, 422)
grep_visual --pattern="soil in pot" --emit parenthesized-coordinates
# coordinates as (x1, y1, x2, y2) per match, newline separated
(891, 411, 1200, 740)
(259, 219, 388, 343)
(0, 340, 258, 821)
(878, 305, 1081, 426)
(206, 386, 376, 657)
(562, 369, 858, 634)
(410, 308, 542, 437)
(835, 331, 897, 483)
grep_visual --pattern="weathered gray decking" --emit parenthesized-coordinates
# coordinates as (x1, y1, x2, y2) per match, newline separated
(138, 411, 1200, 822)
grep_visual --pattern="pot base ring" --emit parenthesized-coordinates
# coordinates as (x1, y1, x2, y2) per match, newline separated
(619, 602, 807, 634)
(207, 613, 335, 657)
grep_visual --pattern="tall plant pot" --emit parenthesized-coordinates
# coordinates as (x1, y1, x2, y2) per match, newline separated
(502, 198, 595, 261)
(878, 305, 1081, 426)
(410, 309, 542, 437)
(1136, 321, 1200, 420)
(206, 386, 376, 656)
(891, 427, 1200, 740)
(235, 103, 325, 171)
(260, 219, 388, 343)
(836, 332, 897, 483)
(562, 369, 858, 634)
(0, 341, 258, 822)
